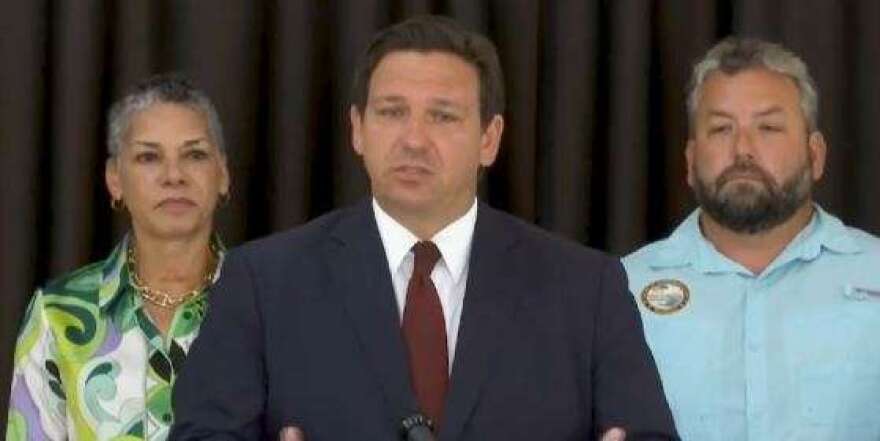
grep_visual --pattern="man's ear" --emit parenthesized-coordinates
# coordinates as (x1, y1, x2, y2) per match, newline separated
(350, 105, 364, 155)
(685, 139, 696, 190)
(479, 115, 504, 167)
(808, 131, 827, 182)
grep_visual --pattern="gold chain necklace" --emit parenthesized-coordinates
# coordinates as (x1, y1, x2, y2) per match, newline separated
(127, 242, 219, 309)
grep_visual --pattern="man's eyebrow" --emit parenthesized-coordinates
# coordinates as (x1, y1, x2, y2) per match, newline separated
(428, 98, 465, 110)
(706, 110, 734, 119)
(371, 95, 406, 104)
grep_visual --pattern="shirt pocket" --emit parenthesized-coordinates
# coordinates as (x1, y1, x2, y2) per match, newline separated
(642, 315, 743, 439)
(791, 285, 880, 428)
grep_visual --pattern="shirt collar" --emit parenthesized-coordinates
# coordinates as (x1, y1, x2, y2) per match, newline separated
(431, 200, 478, 284)
(650, 204, 861, 274)
(805, 204, 862, 255)
(372, 198, 478, 284)
(98, 235, 131, 311)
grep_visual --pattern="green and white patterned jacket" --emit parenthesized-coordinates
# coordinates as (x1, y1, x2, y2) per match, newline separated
(6, 236, 222, 441)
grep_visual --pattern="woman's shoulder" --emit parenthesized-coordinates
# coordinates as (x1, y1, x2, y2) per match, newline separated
(40, 238, 127, 299)
(41, 259, 108, 299)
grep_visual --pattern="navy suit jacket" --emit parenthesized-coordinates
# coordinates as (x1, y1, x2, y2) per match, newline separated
(171, 200, 677, 440)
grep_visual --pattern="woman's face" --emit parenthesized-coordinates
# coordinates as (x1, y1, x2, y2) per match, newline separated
(105, 102, 229, 242)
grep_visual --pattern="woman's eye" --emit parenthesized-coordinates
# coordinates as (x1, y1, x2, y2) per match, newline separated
(135, 152, 159, 163)
(186, 149, 209, 160)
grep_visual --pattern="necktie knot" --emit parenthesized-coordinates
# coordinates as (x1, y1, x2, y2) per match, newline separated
(412, 241, 441, 278)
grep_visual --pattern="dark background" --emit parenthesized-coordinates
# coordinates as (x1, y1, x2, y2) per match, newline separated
(2, 0, 878, 426)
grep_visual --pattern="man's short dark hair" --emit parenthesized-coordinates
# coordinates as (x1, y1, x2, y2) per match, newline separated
(350, 15, 505, 127)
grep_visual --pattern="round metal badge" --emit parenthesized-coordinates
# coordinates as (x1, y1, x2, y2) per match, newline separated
(640, 279, 690, 314)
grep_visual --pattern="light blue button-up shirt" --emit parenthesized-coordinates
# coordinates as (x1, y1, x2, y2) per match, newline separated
(623, 206, 880, 441)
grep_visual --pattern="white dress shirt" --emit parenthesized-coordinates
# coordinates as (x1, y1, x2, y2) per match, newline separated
(372, 198, 477, 372)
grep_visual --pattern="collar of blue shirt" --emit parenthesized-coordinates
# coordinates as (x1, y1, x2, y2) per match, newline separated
(647, 204, 861, 276)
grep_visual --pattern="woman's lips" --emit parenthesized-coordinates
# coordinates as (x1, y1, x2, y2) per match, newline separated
(157, 197, 197, 213)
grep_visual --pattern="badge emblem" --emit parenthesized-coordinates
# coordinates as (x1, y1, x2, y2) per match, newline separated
(640, 279, 689, 314)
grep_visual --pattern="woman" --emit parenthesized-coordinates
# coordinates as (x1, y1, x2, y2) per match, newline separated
(6, 74, 230, 441)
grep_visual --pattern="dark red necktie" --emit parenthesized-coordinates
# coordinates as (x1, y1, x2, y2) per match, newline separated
(402, 241, 448, 429)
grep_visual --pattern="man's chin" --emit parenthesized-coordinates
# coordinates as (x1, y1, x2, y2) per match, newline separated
(376, 192, 436, 214)
(717, 181, 768, 200)
(716, 197, 767, 215)
(705, 198, 801, 234)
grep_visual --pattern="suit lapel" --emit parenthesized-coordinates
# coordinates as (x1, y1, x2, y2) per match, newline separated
(326, 200, 419, 425)
(440, 204, 522, 441)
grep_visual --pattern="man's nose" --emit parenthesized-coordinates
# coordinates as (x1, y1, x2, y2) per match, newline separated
(400, 114, 431, 150)
(732, 127, 757, 161)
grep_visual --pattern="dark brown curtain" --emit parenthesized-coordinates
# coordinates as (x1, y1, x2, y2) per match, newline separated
(2, 0, 878, 424)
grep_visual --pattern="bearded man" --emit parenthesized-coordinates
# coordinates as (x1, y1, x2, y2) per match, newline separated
(623, 38, 880, 441)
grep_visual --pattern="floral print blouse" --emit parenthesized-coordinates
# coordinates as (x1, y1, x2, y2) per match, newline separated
(6, 236, 223, 441)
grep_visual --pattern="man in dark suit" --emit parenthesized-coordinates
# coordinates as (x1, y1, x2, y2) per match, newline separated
(171, 15, 677, 441)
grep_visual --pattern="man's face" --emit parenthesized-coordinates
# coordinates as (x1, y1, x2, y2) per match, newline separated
(686, 68, 826, 234)
(351, 50, 503, 225)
